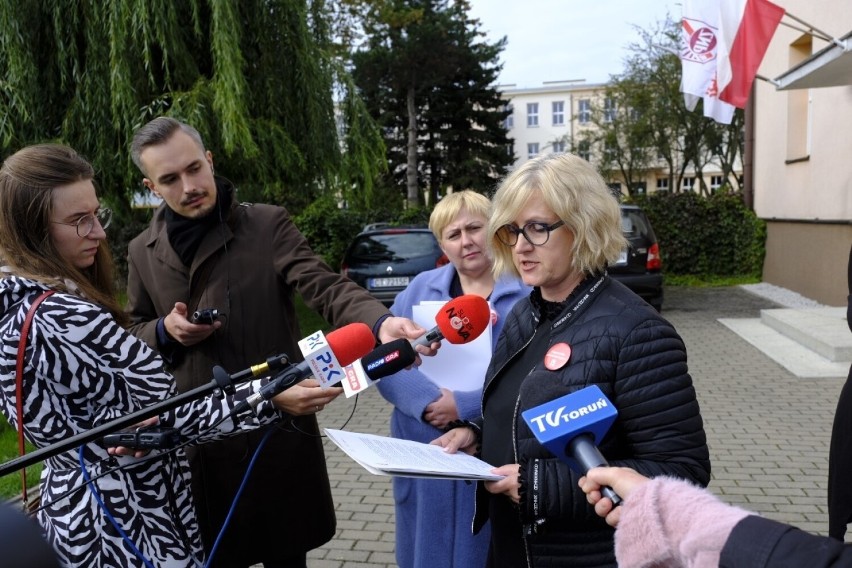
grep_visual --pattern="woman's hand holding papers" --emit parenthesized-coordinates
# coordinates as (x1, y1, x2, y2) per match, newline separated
(431, 426, 478, 456)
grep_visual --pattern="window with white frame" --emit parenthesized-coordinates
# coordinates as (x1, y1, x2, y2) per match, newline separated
(527, 103, 539, 127)
(710, 175, 723, 191)
(656, 178, 669, 191)
(604, 98, 616, 123)
(504, 104, 514, 129)
(578, 99, 591, 124)
(682, 176, 696, 191)
(552, 101, 565, 126)
(552, 140, 566, 153)
(577, 140, 591, 161)
(527, 142, 539, 159)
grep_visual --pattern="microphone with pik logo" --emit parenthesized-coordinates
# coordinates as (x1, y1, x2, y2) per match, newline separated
(240, 323, 376, 413)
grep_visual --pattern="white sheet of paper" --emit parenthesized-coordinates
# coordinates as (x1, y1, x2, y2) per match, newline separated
(324, 428, 504, 480)
(411, 301, 492, 391)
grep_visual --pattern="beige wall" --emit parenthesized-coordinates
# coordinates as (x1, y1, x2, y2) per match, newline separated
(763, 222, 850, 306)
(752, 0, 852, 304)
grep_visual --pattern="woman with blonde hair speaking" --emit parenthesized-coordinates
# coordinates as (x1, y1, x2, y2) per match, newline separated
(434, 153, 710, 567)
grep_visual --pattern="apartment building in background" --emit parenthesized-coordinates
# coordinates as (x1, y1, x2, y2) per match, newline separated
(499, 81, 740, 196)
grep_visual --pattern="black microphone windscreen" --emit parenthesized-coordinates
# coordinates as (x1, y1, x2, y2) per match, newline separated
(361, 339, 417, 380)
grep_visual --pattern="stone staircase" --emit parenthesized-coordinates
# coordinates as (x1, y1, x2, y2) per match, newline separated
(719, 306, 851, 378)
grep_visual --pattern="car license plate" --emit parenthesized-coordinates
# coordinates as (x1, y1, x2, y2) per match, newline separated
(613, 250, 628, 266)
(369, 277, 410, 288)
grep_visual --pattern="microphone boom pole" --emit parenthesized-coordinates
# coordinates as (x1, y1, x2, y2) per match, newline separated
(0, 355, 290, 479)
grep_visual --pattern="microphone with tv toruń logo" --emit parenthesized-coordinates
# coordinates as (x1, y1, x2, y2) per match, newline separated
(521, 385, 622, 506)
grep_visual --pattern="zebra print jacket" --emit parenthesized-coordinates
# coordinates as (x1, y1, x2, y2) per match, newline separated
(0, 275, 282, 567)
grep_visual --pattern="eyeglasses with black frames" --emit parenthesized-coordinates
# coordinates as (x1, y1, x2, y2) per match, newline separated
(52, 208, 113, 238)
(495, 220, 565, 247)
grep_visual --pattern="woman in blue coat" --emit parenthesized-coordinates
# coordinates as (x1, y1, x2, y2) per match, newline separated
(376, 190, 529, 568)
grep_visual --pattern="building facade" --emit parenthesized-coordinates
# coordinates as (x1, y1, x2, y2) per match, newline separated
(499, 81, 740, 196)
(753, 0, 851, 306)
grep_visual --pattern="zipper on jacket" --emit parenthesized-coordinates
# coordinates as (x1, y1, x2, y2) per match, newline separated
(512, 370, 536, 568)
(471, 311, 537, 539)
(478, 325, 538, 567)
(473, 303, 539, 567)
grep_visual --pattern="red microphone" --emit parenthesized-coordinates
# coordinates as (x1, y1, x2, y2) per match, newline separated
(411, 294, 491, 348)
(249, 323, 375, 405)
(322, 323, 376, 367)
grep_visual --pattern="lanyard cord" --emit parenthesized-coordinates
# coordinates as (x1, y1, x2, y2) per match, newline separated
(78, 446, 157, 568)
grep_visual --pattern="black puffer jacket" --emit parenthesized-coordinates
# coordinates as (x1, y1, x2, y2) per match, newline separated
(474, 275, 711, 567)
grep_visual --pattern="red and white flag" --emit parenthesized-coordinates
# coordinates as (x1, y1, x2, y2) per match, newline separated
(717, 0, 785, 108)
(681, 0, 785, 124)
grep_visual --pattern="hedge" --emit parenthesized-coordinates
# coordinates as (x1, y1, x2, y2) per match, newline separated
(631, 191, 766, 278)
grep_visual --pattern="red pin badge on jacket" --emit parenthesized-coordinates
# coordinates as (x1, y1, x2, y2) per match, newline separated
(544, 342, 572, 370)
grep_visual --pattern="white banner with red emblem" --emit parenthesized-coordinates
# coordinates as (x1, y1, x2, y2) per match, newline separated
(681, 0, 785, 124)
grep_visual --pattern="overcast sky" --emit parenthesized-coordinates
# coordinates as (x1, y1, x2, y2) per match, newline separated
(467, 0, 682, 88)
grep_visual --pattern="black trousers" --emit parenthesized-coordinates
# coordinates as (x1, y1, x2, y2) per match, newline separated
(828, 364, 852, 540)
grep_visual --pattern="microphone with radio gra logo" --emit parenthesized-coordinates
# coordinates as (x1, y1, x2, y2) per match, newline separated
(239, 323, 376, 413)
(521, 385, 622, 506)
(341, 338, 418, 397)
(410, 294, 492, 349)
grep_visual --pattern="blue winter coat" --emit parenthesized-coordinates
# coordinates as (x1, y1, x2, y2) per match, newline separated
(376, 263, 530, 568)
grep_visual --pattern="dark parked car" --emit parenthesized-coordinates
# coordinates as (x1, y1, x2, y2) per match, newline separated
(341, 225, 448, 307)
(609, 204, 664, 311)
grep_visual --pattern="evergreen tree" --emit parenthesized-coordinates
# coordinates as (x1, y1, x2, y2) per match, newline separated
(0, 0, 384, 216)
(352, 0, 512, 207)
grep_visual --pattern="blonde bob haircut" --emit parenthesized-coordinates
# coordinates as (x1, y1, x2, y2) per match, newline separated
(487, 153, 626, 280)
(428, 190, 491, 242)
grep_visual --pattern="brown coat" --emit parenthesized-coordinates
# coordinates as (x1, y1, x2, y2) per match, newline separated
(126, 180, 389, 566)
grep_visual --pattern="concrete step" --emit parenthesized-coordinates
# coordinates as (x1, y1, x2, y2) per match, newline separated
(760, 307, 851, 362)
(719, 306, 851, 378)
(719, 316, 850, 378)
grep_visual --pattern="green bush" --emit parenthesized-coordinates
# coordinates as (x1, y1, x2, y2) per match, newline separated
(107, 208, 155, 291)
(294, 196, 371, 270)
(294, 197, 437, 270)
(394, 206, 432, 227)
(0, 417, 41, 501)
(631, 192, 765, 278)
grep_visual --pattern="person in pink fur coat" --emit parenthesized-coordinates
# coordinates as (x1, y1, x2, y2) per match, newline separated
(580, 466, 852, 567)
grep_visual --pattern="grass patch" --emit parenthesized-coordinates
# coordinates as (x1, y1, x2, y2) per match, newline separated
(0, 419, 41, 501)
(295, 293, 332, 334)
(0, 294, 330, 501)
(665, 274, 761, 287)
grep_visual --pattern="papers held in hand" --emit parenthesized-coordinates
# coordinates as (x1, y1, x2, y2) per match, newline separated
(324, 428, 504, 481)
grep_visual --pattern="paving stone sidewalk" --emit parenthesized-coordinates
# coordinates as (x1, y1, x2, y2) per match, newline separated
(303, 285, 847, 567)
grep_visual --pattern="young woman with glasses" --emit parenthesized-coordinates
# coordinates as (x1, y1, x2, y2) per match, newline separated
(0, 144, 320, 567)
